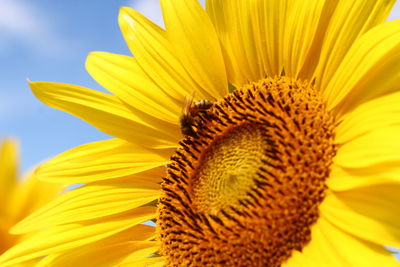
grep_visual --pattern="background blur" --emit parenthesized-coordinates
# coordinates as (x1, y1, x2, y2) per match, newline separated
(0, 0, 164, 173)
(0, 0, 399, 174)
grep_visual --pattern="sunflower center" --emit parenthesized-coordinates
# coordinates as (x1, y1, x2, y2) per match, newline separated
(193, 125, 265, 215)
(157, 77, 337, 267)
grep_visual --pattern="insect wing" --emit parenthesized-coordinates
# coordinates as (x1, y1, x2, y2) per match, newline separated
(182, 91, 196, 116)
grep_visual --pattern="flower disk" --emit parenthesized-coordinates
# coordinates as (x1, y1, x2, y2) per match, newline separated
(158, 77, 338, 266)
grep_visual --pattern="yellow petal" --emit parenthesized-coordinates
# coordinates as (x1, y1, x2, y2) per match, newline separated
(283, 0, 336, 78)
(160, 0, 228, 98)
(36, 223, 156, 267)
(11, 180, 160, 234)
(328, 163, 400, 191)
(35, 138, 170, 183)
(30, 82, 180, 149)
(0, 139, 18, 207)
(285, 217, 399, 267)
(8, 174, 64, 224)
(118, 245, 159, 265)
(323, 19, 400, 115)
(86, 52, 181, 124)
(117, 257, 164, 267)
(334, 125, 400, 168)
(118, 8, 212, 102)
(37, 241, 156, 267)
(316, 0, 396, 90)
(11, 259, 41, 267)
(0, 207, 156, 266)
(284, 219, 346, 267)
(336, 91, 400, 144)
(207, 0, 340, 82)
(206, 0, 274, 85)
(321, 186, 400, 248)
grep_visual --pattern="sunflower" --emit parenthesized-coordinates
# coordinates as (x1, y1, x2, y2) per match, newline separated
(0, 139, 62, 265)
(1, 0, 400, 266)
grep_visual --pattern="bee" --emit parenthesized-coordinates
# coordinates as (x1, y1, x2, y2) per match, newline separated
(179, 92, 213, 137)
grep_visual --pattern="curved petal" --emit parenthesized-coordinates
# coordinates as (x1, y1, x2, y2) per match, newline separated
(206, 0, 276, 85)
(207, 0, 340, 82)
(86, 52, 181, 124)
(321, 186, 400, 248)
(160, 0, 228, 98)
(284, 219, 348, 267)
(283, 0, 338, 79)
(35, 138, 170, 184)
(285, 218, 398, 267)
(118, 247, 160, 266)
(118, 8, 214, 103)
(37, 242, 156, 267)
(8, 174, 64, 223)
(11, 180, 160, 234)
(323, 19, 400, 115)
(336, 91, 400, 144)
(328, 163, 400, 191)
(334, 125, 400, 168)
(117, 257, 164, 267)
(36, 224, 155, 267)
(316, 0, 396, 90)
(209, 0, 305, 83)
(0, 139, 18, 207)
(0, 207, 156, 266)
(30, 82, 180, 149)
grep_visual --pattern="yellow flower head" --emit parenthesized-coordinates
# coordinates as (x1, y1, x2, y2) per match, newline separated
(1, 0, 400, 266)
(0, 139, 62, 263)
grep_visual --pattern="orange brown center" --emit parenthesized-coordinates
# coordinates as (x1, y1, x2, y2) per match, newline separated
(157, 77, 337, 266)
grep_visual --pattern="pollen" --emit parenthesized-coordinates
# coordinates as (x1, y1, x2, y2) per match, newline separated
(157, 77, 337, 266)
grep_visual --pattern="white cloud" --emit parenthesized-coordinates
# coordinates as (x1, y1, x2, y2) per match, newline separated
(0, 0, 72, 57)
(127, 0, 205, 28)
(128, 0, 165, 27)
(0, 0, 41, 34)
(388, 1, 400, 21)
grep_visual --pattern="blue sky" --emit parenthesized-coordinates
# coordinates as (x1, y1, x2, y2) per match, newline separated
(0, 0, 131, 173)
(0, 0, 399, 174)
